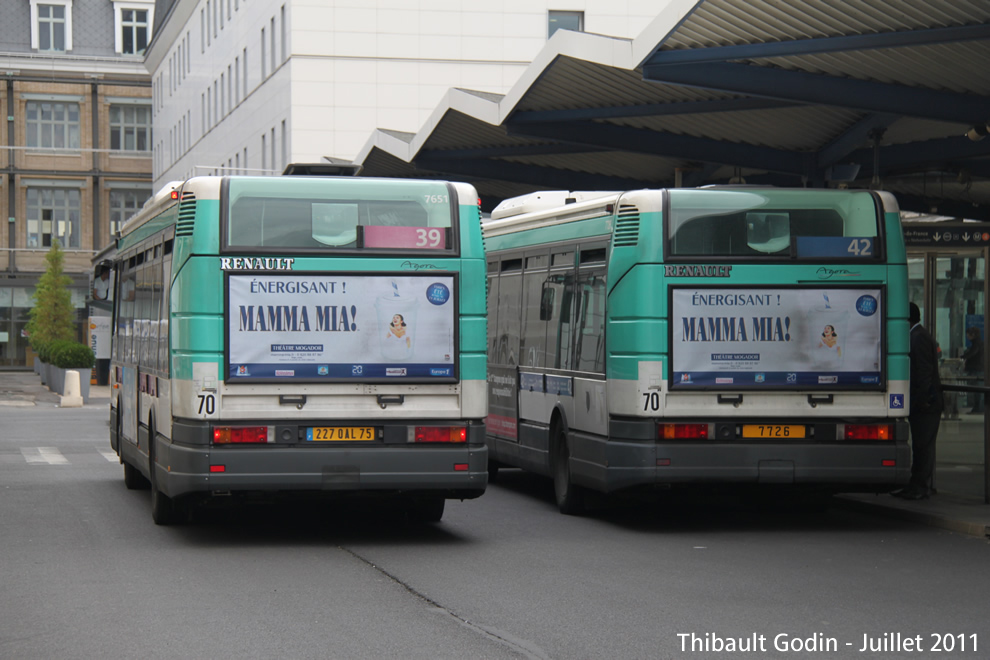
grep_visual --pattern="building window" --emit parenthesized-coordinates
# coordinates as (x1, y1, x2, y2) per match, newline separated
(31, 1, 73, 52)
(261, 27, 267, 78)
(270, 17, 276, 72)
(26, 101, 80, 149)
(113, 1, 153, 55)
(113, 2, 154, 55)
(27, 187, 81, 249)
(548, 10, 583, 38)
(110, 104, 152, 151)
(109, 189, 151, 236)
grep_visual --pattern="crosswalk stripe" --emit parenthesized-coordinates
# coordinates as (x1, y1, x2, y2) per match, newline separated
(20, 447, 69, 465)
(99, 449, 118, 463)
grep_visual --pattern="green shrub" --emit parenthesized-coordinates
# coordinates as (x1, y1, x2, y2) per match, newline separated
(34, 341, 52, 364)
(26, 240, 75, 348)
(50, 341, 96, 369)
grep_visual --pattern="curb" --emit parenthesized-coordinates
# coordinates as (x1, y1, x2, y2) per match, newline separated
(835, 495, 990, 539)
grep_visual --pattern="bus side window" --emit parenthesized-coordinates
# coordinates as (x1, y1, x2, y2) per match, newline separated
(574, 271, 606, 373)
(547, 274, 574, 370)
(520, 253, 549, 368)
(495, 259, 522, 366)
(486, 267, 500, 363)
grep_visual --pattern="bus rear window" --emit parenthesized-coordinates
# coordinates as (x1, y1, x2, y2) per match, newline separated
(225, 177, 454, 251)
(667, 189, 881, 259)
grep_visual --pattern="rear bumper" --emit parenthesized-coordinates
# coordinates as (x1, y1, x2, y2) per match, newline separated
(592, 439, 911, 492)
(570, 417, 911, 493)
(158, 418, 488, 500)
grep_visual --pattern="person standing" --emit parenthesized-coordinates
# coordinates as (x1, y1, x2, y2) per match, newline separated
(895, 302, 943, 500)
(962, 326, 984, 413)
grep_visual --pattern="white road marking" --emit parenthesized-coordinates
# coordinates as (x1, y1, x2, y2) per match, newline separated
(20, 447, 69, 465)
(98, 449, 118, 462)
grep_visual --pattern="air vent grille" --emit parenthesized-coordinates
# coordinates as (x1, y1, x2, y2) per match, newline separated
(613, 204, 640, 247)
(175, 192, 197, 236)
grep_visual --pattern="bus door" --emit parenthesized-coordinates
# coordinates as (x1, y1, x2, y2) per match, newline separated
(487, 257, 521, 442)
(571, 246, 608, 437)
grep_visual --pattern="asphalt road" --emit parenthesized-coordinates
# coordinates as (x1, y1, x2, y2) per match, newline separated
(2, 401, 989, 659)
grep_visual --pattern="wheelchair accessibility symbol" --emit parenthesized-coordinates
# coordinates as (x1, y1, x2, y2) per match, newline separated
(890, 394, 904, 409)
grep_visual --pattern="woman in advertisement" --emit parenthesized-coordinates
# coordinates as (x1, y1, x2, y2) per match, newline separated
(385, 313, 412, 352)
(817, 324, 842, 360)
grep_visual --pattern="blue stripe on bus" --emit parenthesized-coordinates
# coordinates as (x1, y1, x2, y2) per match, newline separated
(229, 363, 455, 379)
(672, 371, 882, 388)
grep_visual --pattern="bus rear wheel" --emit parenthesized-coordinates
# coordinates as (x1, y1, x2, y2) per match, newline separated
(409, 496, 445, 523)
(149, 424, 185, 525)
(120, 415, 148, 490)
(123, 461, 149, 490)
(552, 425, 585, 515)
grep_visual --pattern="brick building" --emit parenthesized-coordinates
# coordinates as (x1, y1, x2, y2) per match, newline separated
(1, 0, 153, 367)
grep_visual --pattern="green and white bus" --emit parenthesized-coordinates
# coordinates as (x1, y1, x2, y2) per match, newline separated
(483, 187, 910, 513)
(105, 176, 488, 524)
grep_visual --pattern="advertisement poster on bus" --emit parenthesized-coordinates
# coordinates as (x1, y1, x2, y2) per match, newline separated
(227, 273, 457, 381)
(670, 287, 883, 389)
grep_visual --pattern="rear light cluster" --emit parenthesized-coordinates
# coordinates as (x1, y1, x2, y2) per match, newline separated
(842, 424, 892, 440)
(411, 426, 467, 443)
(213, 426, 274, 444)
(659, 423, 711, 440)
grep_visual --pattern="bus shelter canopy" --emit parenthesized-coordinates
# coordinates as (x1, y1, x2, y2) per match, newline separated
(353, 0, 990, 220)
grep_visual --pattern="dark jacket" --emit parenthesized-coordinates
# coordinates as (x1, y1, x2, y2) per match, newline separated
(910, 323, 943, 415)
(963, 336, 983, 375)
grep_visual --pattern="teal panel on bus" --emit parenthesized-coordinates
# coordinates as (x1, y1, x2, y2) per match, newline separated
(608, 318, 667, 355)
(885, 211, 907, 264)
(192, 200, 221, 253)
(459, 204, 485, 259)
(888, 354, 909, 381)
(607, 210, 663, 295)
(171, 354, 221, 382)
(170, 256, 224, 382)
(458, 259, 487, 315)
(117, 206, 179, 252)
(459, 315, 486, 352)
(173, 257, 224, 313)
(609, 355, 656, 381)
(484, 216, 611, 252)
(459, 354, 486, 381)
(606, 263, 670, 382)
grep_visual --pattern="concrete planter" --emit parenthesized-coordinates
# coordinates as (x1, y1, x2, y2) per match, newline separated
(50, 367, 65, 395)
(65, 370, 91, 403)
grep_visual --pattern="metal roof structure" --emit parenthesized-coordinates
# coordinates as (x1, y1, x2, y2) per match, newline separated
(353, 0, 990, 219)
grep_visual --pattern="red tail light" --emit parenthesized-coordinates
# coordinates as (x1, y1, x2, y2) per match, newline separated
(843, 424, 892, 440)
(413, 426, 467, 443)
(213, 426, 272, 444)
(659, 424, 709, 440)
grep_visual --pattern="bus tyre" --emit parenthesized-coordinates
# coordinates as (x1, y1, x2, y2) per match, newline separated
(123, 460, 148, 490)
(149, 426, 185, 525)
(410, 497, 445, 523)
(552, 426, 585, 515)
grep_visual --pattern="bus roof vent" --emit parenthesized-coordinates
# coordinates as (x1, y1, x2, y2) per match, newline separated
(492, 190, 617, 220)
(613, 204, 640, 247)
(175, 192, 197, 236)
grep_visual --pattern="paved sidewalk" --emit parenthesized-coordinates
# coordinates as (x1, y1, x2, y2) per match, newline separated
(1, 370, 987, 538)
(0, 369, 109, 407)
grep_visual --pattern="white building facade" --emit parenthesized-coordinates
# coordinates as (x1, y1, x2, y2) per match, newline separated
(147, 0, 662, 188)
